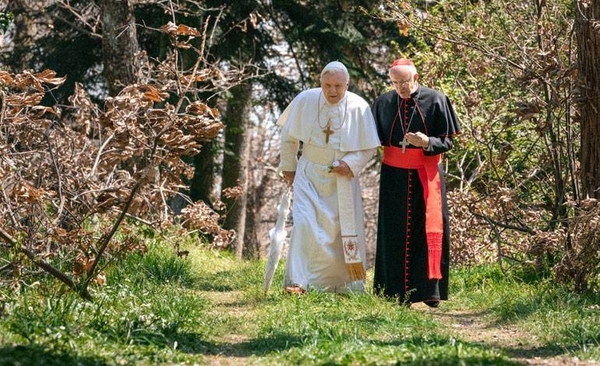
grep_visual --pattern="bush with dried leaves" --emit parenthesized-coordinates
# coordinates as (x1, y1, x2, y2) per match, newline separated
(0, 23, 240, 300)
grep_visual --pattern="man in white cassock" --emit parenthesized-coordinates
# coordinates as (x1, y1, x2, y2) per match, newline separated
(277, 61, 380, 294)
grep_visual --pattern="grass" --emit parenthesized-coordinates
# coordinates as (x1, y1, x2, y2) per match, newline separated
(1, 236, 599, 365)
(448, 264, 600, 360)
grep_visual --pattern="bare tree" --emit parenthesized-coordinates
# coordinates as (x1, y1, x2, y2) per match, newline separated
(576, 0, 600, 200)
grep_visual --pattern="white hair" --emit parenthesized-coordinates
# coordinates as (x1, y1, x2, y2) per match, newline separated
(320, 61, 349, 82)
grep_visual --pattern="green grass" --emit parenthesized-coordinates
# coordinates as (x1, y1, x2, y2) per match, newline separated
(449, 264, 600, 360)
(1, 238, 599, 365)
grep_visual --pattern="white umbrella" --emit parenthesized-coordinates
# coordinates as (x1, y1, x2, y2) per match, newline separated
(264, 187, 292, 294)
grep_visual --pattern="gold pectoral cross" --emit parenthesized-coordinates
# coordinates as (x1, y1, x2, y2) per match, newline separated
(323, 122, 334, 144)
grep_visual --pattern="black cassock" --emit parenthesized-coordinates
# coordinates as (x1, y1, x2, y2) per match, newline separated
(372, 85, 461, 304)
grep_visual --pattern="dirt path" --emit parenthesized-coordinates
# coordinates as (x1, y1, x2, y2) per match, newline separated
(410, 303, 597, 366)
(201, 290, 257, 366)
(200, 291, 596, 365)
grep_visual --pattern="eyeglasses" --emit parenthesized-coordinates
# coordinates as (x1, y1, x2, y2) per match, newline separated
(391, 78, 413, 87)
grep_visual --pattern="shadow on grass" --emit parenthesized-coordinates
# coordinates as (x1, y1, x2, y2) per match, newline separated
(186, 332, 529, 365)
(500, 343, 570, 362)
(0, 331, 302, 365)
(195, 266, 261, 292)
(194, 270, 238, 292)
(168, 330, 302, 357)
(368, 335, 526, 366)
(431, 308, 570, 363)
(0, 344, 109, 366)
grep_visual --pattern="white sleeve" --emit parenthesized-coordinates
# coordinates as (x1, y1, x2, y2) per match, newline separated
(279, 134, 300, 172)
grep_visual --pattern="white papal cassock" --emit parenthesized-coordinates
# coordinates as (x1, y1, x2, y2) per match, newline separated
(278, 87, 380, 293)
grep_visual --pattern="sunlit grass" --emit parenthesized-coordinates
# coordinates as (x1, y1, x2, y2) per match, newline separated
(1, 237, 599, 365)
(450, 263, 600, 360)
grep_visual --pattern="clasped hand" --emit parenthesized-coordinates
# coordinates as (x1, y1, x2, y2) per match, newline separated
(405, 132, 429, 148)
(328, 160, 352, 177)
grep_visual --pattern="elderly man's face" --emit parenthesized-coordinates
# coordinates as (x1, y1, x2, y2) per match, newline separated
(320, 71, 348, 104)
(389, 66, 419, 99)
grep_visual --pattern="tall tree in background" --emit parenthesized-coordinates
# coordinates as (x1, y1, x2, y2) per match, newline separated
(199, 1, 274, 258)
(98, 0, 140, 96)
(222, 83, 253, 258)
(3, 1, 35, 68)
(132, 2, 220, 209)
(576, 0, 600, 199)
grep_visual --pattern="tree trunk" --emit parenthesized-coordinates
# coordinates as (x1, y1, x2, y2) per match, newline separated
(221, 83, 253, 258)
(243, 166, 279, 260)
(190, 141, 218, 206)
(576, 0, 600, 199)
(243, 181, 260, 260)
(6, 1, 36, 69)
(98, 0, 139, 96)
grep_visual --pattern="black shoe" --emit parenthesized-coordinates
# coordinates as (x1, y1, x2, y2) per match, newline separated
(424, 300, 440, 308)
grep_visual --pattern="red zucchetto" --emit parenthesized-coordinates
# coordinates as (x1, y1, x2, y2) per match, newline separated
(390, 58, 415, 68)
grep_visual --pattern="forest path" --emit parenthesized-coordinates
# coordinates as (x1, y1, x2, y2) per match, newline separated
(198, 289, 597, 365)
(411, 302, 596, 366)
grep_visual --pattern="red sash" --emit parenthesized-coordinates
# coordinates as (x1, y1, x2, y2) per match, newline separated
(383, 146, 443, 280)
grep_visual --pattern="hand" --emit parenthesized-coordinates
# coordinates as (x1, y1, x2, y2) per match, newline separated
(281, 171, 295, 186)
(405, 132, 430, 148)
(328, 160, 353, 177)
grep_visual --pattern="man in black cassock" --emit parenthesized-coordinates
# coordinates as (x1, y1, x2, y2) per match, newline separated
(371, 58, 461, 307)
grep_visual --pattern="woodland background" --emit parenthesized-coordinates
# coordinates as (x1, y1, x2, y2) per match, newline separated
(0, 0, 600, 301)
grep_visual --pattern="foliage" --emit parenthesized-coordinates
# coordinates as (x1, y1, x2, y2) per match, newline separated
(0, 20, 241, 300)
(0, 11, 13, 33)
(554, 198, 600, 293)
(0, 239, 209, 365)
(377, 0, 600, 292)
(1, 1, 105, 105)
(267, 0, 401, 102)
(1, 241, 600, 365)
(1, 0, 597, 302)
(450, 264, 600, 358)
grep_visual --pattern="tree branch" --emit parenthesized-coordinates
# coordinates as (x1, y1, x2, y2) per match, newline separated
(0, 226, 91, 300)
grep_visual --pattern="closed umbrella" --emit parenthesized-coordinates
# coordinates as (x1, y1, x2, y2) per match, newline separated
(264, 187, 292, 294)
